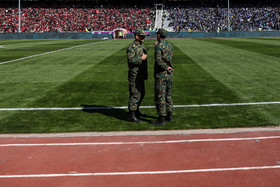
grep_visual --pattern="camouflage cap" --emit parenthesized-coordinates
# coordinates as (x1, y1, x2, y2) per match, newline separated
(157, 29, 167, 37)
(134, 29, 147, 36)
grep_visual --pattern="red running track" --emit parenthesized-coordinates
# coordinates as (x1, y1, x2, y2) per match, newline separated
(0, 130, 280, 187)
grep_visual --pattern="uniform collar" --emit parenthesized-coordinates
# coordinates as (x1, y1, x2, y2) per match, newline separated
(134, 40, 142, 45)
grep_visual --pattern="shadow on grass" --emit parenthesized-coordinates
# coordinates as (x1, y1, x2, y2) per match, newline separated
(81, 104, 128, 121)
(81, 104, 157, 122)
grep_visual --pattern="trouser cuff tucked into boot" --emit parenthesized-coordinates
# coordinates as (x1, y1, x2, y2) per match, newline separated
(166, 112, 173, 122)
(128, 110, 142, 123)
(151, 116, 165, 125)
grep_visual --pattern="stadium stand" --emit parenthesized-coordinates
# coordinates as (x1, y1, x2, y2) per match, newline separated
(168, 6, 280, 32)
(0, 0, 279, 33)
(0, 7, 154, 33)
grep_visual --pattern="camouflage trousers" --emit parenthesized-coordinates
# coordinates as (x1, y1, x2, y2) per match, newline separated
(154, 77, 173, 116)
(128, 80, 145, 111)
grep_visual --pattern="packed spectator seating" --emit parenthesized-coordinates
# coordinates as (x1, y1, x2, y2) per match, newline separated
(1, 2, 279, 33)
(0, 7, 154, 33)
(168, 6, 280, 32)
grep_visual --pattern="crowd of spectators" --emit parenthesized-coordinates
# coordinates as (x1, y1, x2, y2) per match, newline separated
(0, 7, 154, 33)
(168, 5, 280, 32)
(1, 2, 280, 33)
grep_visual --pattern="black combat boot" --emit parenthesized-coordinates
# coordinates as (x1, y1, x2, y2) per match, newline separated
(151, 116, 165, 125)
(128, 110, 142, 123)
(166, 112, 173, 122)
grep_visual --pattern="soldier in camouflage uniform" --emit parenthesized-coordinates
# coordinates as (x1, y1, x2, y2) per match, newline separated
(151, 29, 174, 125)
(126, 29, 148, 123)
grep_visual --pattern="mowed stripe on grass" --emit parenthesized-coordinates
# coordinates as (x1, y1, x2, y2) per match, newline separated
(0, 38, 279, 133)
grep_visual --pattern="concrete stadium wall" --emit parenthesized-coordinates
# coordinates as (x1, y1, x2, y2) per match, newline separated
(1, 31, 280, 40)
(139, 31, 280, 39)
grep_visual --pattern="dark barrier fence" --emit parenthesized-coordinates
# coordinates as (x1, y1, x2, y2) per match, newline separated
(1, 31, 280, 40)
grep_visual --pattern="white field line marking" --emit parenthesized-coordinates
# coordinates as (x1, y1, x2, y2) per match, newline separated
(1, 136, 279, 147)
(0, 41, 106, 65)
(0, 46, 5, 48)
(0, 165, 280, 178)
(1, 101, 280, 111)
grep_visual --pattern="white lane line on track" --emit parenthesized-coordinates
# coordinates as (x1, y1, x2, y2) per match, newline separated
(1, 136, 279, 147)
(1, 101, 280, 111)
(1, 165, 280, 178)
(0, 41, 106, 65)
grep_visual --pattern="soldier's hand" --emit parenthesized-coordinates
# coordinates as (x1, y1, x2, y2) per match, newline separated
(154, 41, 158, 46)
(167, 67, 174, 74)
(142, 53, 147, 60)
(167, 67, 174, 71)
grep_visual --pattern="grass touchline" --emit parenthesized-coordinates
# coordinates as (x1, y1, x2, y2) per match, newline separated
(0, 40, 107, 65)
(1, 101, 280, 111)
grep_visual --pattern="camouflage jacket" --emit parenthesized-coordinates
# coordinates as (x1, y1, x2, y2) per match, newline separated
(127, 40, 148, 82)
(154, 39, 173, 78)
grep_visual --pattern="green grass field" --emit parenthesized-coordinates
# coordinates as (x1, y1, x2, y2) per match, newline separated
(0, 38, 280, 133)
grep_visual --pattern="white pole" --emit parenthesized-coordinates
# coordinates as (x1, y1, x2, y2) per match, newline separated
(18, 0, 21, 33)
(227, 0, 230, 31)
